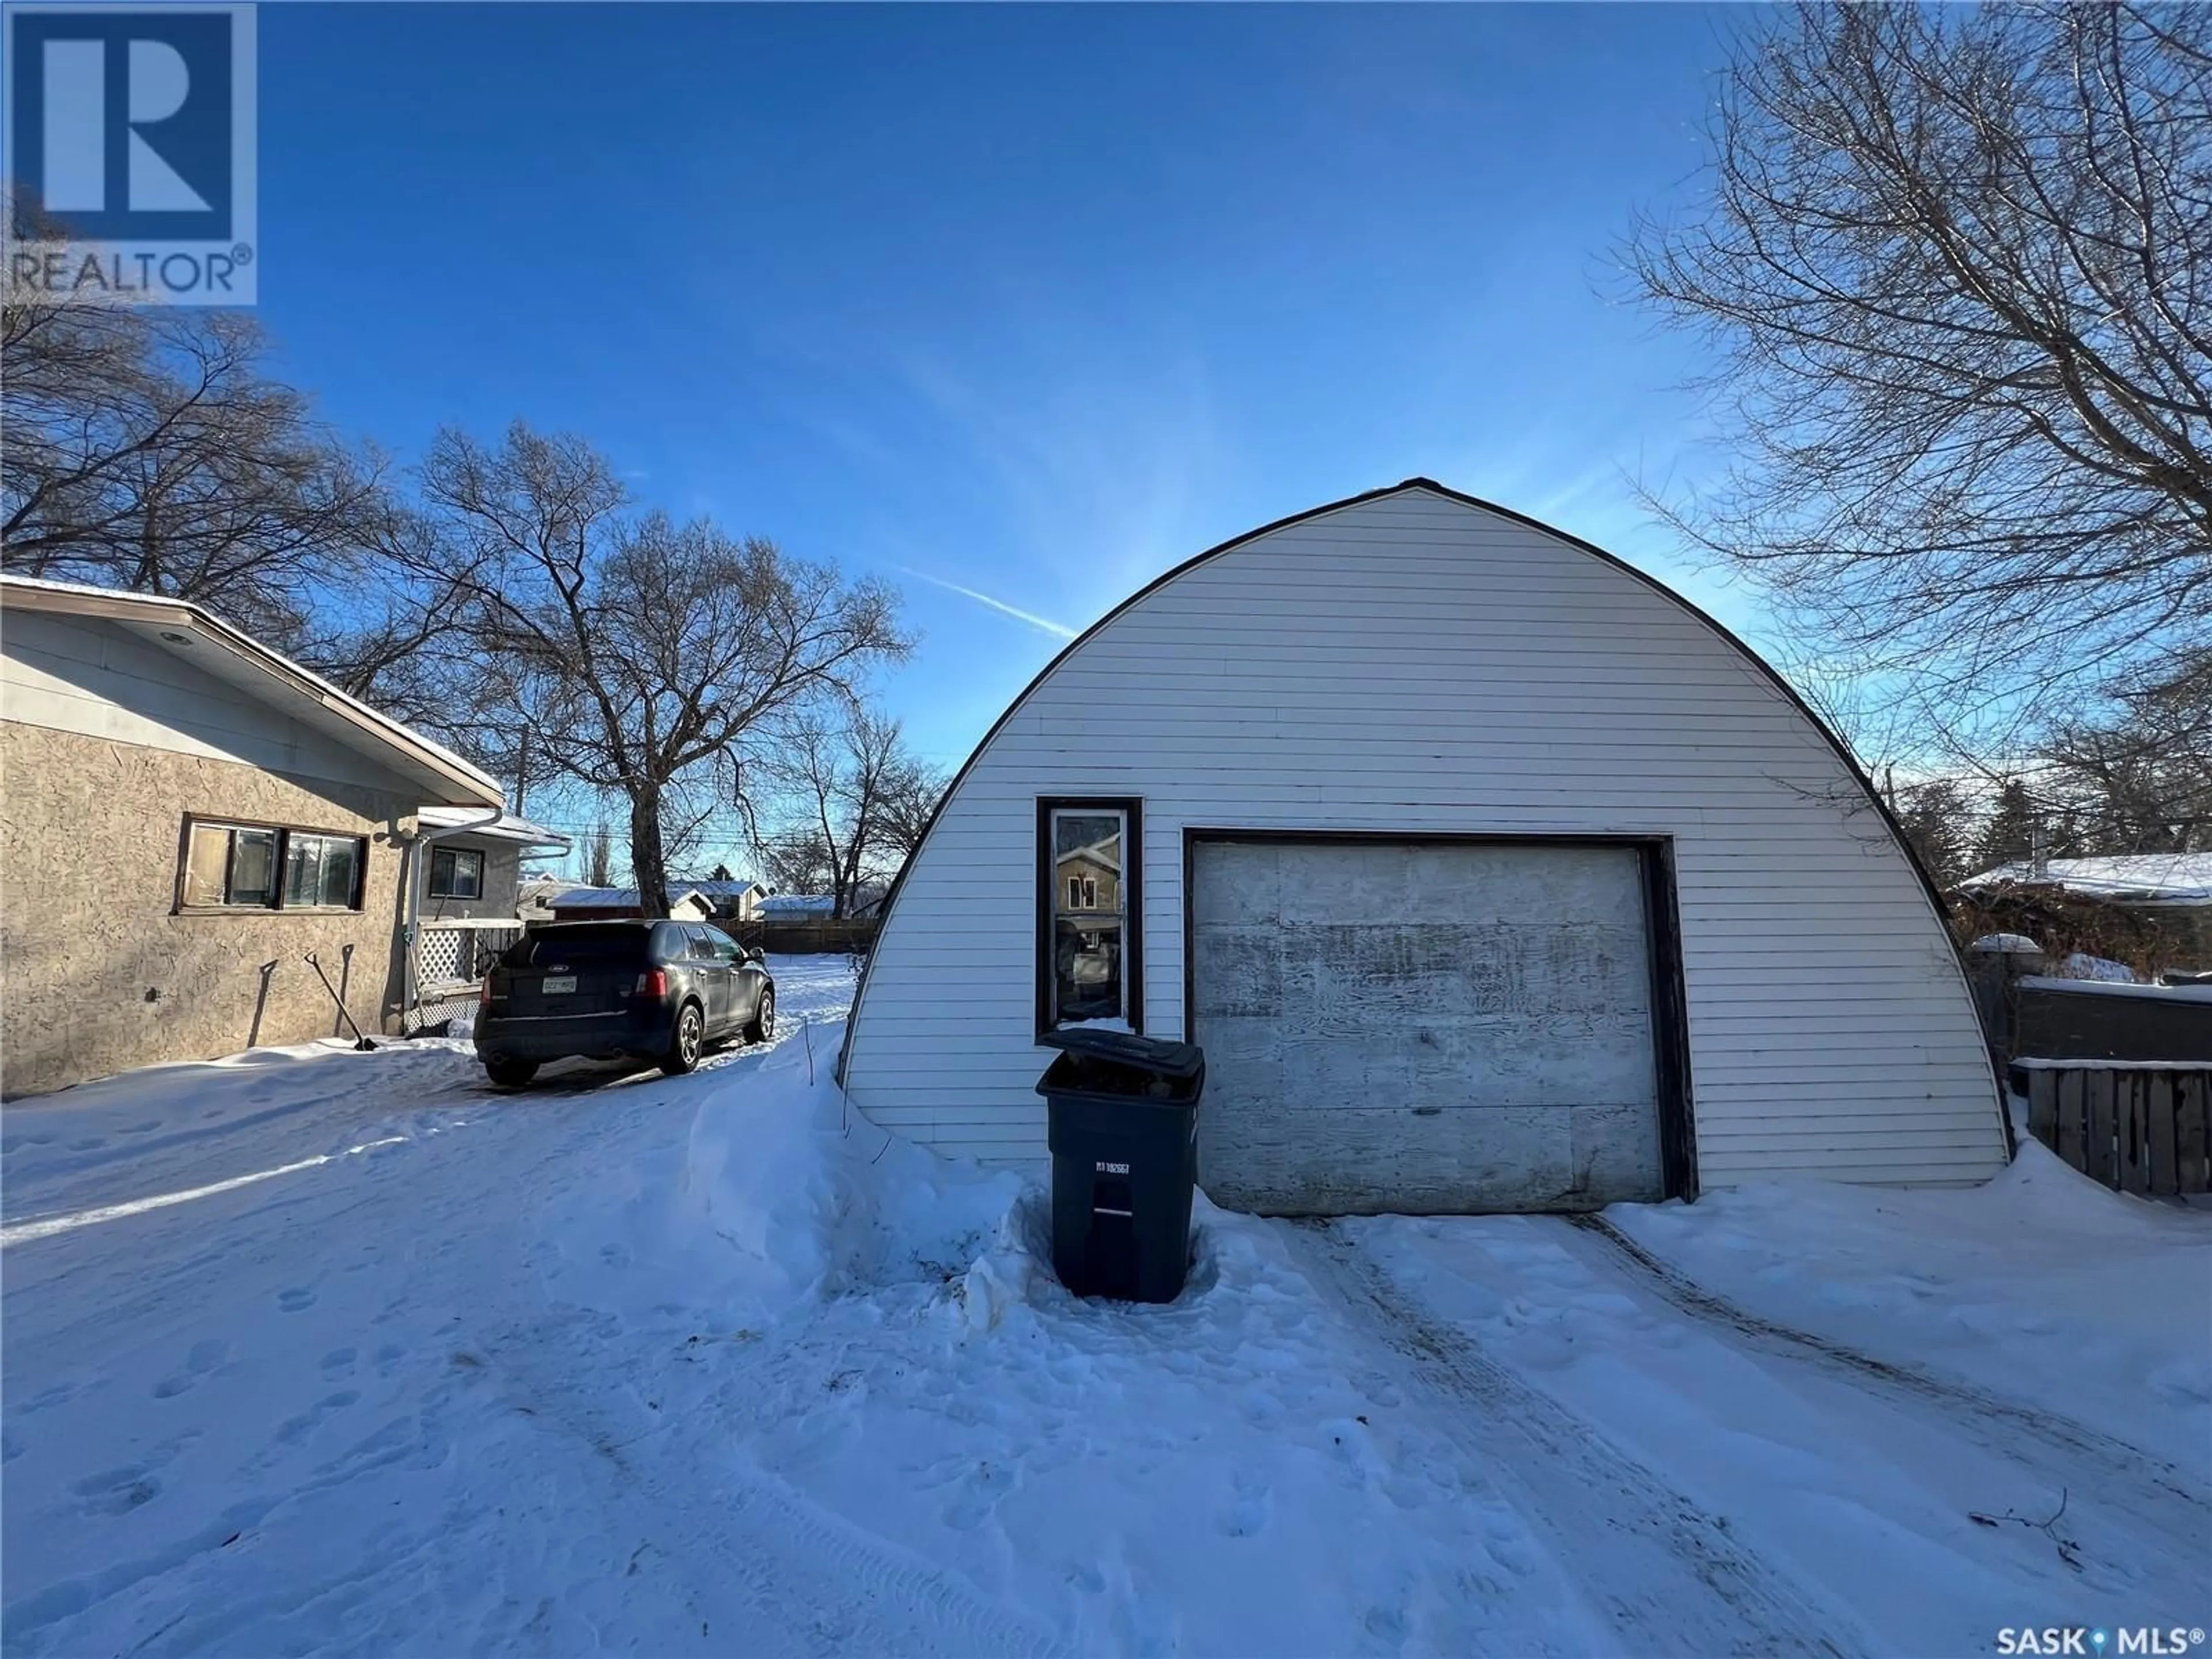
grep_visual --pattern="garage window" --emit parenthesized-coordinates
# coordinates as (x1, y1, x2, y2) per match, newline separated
(1038, 798, 1142, 1032)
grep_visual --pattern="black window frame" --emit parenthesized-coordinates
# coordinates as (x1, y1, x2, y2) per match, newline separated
(427, 844, 485, 900)
(176, 816, 369, 915)
(1035, 796, 1142, 1037)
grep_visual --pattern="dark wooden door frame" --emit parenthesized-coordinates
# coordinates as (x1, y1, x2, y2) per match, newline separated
(1178, 827, 1700, 1203)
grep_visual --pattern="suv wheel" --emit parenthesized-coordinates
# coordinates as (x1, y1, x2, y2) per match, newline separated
(485, 1056, 539, 1089)
(662, 1001, 704, 1076)
(744, 987, 775, 1045)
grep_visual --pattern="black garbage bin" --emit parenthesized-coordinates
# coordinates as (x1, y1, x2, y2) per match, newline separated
(1036, 1028, 1205, 1304)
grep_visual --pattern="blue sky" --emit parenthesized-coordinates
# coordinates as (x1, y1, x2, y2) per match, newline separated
(256, 2, 1748, 803)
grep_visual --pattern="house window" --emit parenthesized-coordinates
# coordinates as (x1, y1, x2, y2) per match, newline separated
(429, 846, 484, 900)
(1039, 799, 1142, 1032)
(179, 819, 366, 912)
(183, 823, 278, 908)
(283, 832, 363, 910)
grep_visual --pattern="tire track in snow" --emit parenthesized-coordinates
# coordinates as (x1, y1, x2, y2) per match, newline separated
(1286, 1220, 1865, 1659)
(1563, 1214, 2211, 1515)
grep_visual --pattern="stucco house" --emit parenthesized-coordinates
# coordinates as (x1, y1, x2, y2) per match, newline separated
(0, 575, 505, 1097)
(840, 481, 2010, 1213)
(402, 807, 571, 1031)
(412, 807, 571, 923)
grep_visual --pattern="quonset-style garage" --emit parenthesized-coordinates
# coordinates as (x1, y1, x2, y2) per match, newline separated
(839, 482, 2010, 1212)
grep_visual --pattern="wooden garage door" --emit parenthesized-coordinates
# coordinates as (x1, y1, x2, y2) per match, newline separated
(1190, 839, 1664, 1214)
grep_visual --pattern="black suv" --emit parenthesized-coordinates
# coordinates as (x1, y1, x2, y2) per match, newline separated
(475, 919, 775, 1088)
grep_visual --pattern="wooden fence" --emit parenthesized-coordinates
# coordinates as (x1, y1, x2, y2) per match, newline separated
(2024, 1062, 2212, 1195)
(734, 918, 879, 956)
(1963, 949, 2212, 1069)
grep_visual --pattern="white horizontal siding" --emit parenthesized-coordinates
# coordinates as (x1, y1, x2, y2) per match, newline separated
(844, 488, 2007, 1191)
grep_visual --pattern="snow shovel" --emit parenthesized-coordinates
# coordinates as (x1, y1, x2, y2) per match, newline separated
(304, 950, 377, 1050)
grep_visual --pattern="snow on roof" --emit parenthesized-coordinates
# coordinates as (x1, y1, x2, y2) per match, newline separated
(758, 894, 835, 916)
(417, 806, 572, 850)
(686, 878, 764, 897)
(550, 886, 707, 911)
(1957, 853, 2212, 906)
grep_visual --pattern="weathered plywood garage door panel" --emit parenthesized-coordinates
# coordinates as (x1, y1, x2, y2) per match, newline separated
(1191, 840, 1662, 1214)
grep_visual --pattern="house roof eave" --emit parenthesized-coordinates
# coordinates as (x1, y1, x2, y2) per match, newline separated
(1, 575, 502, 808)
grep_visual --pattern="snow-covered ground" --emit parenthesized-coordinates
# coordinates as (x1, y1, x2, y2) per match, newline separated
(4, 959, 2207, 1656)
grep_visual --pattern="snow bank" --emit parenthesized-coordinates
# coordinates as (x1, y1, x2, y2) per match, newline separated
(1605, 1136, 2212, 1458)
(539, 978, 1025, 1333)
(2019, 973, 2212, 1003)
(676, 1059, 1023, 1324)
(2055, 950, 2140, 982)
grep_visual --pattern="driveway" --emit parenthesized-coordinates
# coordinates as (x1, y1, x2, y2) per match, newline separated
(3, 960, 2206, 1656)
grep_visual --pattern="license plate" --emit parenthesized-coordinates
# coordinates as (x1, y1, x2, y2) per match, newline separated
(542, 975, 576, 995)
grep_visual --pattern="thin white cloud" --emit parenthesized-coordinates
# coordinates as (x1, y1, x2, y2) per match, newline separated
(897, 566, 1077, 639)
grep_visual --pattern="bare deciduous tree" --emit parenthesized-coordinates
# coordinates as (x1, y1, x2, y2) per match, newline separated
(2, 290, 399, 666)
(757, 703, 945, 917)
(410, 422, 909, 918)
(2031, 649, 2211, 853)
(1627, 2, 2211, 743)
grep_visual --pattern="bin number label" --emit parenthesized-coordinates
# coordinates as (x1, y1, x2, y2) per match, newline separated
(1095, 1160, 1131, 1175)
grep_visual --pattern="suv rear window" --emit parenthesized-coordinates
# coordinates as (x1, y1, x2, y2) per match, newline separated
(502, 926, 653, 968)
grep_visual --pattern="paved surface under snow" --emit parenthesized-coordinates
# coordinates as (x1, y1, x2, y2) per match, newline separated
(3, 957, 2207, 1656)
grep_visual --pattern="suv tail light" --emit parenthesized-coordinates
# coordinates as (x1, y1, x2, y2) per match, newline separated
(635, 968, 668, 998)
(479, 976, 495, 1007)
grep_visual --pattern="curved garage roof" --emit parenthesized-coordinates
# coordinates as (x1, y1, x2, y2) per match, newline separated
(840, 481, 2007, 1201)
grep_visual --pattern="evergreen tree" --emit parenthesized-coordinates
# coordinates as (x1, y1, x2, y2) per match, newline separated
(1972, 782, 2040, 876)
(1892, 779, 1974, 887)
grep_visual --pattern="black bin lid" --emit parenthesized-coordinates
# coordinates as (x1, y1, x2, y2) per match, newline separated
(1037, 1027, 1204, 1080)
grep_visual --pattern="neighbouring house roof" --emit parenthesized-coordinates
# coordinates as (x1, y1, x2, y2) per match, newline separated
(1, 574, 501, 808)
(758, 894, 836, 917)
(417, 806, 573, 850)
(1956, 853, 2212, 907)
(685, 878, 765, 897)
(550, 885, 710, 912)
